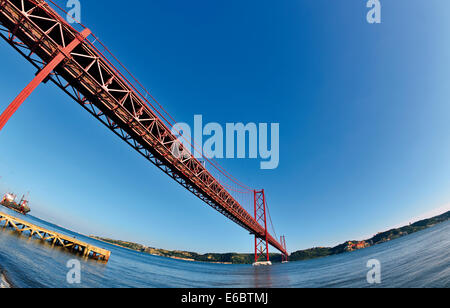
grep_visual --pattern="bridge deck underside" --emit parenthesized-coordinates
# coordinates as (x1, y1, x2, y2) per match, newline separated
(0, 0, 287, 256)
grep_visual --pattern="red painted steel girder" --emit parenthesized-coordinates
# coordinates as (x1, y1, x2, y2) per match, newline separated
(0, 27, 90, 130)
(0, 0, 288, 256)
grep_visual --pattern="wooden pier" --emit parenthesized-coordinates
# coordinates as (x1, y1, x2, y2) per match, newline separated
(0, 211, 111, 262)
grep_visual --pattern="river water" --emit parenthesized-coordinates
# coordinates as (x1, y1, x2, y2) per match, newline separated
(0, 207, 448, 288)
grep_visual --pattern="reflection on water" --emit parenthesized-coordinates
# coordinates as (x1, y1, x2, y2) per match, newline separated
(0, 207, 448, 288)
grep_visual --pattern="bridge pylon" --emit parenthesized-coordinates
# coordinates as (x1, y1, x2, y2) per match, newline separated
(281, 235, 288, 263)
(253, 189, 270, 265)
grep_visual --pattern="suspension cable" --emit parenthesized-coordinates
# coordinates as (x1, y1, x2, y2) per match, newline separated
(265, 198, 278, 240)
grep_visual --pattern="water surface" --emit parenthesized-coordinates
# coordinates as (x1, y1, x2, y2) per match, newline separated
(0, 207, 448, 288)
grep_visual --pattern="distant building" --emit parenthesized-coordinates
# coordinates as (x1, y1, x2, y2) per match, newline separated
(345, 241, 369, 252)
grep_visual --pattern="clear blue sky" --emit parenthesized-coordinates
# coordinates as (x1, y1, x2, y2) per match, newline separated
(1, 0, 450, 253)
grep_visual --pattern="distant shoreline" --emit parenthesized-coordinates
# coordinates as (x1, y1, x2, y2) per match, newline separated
(91, 210, 450, 265)
(89, 236, 234, 264)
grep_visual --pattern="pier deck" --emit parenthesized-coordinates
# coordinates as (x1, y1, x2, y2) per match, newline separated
(0, 210, 111, 262)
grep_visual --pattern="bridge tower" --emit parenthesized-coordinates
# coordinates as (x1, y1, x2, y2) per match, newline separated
(254, 189, 270, 264)
(281, 235, 288, 262)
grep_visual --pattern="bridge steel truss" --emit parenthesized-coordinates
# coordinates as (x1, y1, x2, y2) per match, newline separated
(0, 0, 288, 259)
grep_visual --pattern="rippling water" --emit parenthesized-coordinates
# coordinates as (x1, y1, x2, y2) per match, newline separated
(0, 207, 448, 288)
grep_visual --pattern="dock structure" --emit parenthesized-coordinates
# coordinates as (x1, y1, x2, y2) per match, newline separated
(0, 211, 111, 263)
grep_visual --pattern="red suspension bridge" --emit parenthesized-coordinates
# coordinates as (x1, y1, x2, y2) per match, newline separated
(0, 0, 288, 263)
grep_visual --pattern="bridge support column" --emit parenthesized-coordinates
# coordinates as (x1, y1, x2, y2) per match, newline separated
(254, 189, 270, 265)
(0, 28, 91, 132)
(281, 235, 288, 263)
